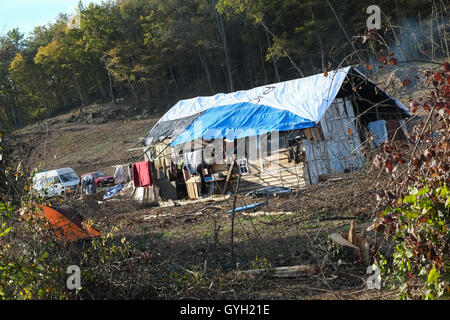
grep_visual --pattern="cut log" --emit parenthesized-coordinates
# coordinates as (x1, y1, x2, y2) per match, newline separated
(241, 265, 316, 278)
(329, 220, 370, 265)
(353, 233, 370, 265)
(329, 233, 359, 250)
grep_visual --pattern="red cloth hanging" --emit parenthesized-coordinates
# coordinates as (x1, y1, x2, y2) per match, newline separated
(132, 161, 152, 187)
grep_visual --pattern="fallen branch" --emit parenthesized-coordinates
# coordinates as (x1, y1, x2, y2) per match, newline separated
(319, 216, 357, 221)
(240, 265, 317, 278)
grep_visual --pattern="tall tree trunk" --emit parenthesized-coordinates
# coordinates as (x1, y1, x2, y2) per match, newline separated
(37, 82, 52, 118)
(261, 20, 304, 78)
(127, 76, 139, 103)
(259, 40, 268, 84)
(198, 50, 214, 94)
(247, 55, 253, 87)
(88, 61, 107, 100)
(0, 115, 7, 130)
(1, 99, 15, 127)
(12, 92, 23, 127)
(266, 30, 281, 82)
(70, 72, 86, 113)
(325, 0, 362, 62)
(309, 4, 325, 70)
(8, 102, 18, 128)
(108, 70, 115, 105)
(94, 73, 107, 100)
(165, 55, 179, 93)
(55, 77, 70, 111)
(214, 3, 234, 92)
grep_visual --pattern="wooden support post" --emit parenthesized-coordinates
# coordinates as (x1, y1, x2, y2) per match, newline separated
(222, 154, 236, 195)
(230, 174, 241, 267)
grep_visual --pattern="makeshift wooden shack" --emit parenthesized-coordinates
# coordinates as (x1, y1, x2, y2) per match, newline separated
(139, 66, 409, 200)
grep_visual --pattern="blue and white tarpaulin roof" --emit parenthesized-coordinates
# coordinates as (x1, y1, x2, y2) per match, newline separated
(143, 66, 408, 146)
(171, 102, 316, 145)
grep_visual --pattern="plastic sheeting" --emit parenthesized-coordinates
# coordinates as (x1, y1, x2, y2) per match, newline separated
(245, 186, 292, 198)
(367, 120, 388, 146)
(159, 67, 351, 124)
(143, 113, 200, 145)
(171, 103, 315, 146)
(113, 165, 129, 184)
(143, 66, 409, 146)
(143, 67, 350, 145)
(226, 202, 266, 213)
(104, 184, 125, 199)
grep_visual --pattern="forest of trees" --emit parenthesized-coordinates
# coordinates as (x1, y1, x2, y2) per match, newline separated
(0, 0, 441, 129)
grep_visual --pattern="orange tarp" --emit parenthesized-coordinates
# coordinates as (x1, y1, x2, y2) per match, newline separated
(40, 206, 101, 241)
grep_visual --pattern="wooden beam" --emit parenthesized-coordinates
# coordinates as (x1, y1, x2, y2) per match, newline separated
(127, 146, 149, 152)
(222, 154, 236, 195)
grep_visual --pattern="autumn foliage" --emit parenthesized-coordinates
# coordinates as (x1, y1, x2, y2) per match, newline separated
(371, 62, 449, 299)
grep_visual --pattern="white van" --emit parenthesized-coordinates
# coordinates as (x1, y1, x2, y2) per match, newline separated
(32, 168, 80, 198)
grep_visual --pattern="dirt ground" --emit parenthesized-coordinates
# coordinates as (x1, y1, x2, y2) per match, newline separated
(51, 169, 397, 300)
(9, 99, 163, 177)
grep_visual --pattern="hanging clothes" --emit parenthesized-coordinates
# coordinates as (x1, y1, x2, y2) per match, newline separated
(171, 152, 178, 165)
(154, 158, 162, 171)
(114, 165, 129, 184)
(132, 161, 152, 187)
(170, 152, 178, 180)
(183, 150, 202, 174)
(225, 141, 235, 164)
(178, 159, 184, 170)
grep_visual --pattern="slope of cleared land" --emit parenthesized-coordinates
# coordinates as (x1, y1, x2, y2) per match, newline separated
(11, 100, 162, 177)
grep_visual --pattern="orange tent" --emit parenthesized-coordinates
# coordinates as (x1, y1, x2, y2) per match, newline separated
(40, 206, 101, 241)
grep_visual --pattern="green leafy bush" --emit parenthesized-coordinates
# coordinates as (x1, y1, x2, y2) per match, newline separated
(376, 185, 449, 299)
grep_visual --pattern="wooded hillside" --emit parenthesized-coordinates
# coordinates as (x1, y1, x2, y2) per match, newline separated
(0, 0, 444, 129)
